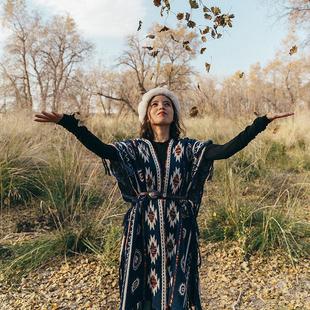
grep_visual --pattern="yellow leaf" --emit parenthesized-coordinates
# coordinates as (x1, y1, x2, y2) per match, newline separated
(200, 47, 206, 54)
(153, 0, 161, 7)
(189, 0, 199, 9)
(176, 13, 184, 20)
(187, 20, 196, 28)
(205, 62, 211, 72)
(211, 6, 221, 16)
(289, 45, 297, 55)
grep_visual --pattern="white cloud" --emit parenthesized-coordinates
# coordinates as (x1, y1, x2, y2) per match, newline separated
(32, 0, 146, 38)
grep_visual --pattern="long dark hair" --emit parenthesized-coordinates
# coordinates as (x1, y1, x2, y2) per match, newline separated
(139, 96, 185, 140)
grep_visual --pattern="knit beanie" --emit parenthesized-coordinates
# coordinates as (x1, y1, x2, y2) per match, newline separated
(137, 87, 181, 123)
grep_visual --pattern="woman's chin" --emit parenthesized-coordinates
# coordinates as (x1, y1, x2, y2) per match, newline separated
(153, 120, 172, 126)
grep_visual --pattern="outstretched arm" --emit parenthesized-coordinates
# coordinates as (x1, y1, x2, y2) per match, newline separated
(204, 112, 294, 160)
(34, 111, 119, 160)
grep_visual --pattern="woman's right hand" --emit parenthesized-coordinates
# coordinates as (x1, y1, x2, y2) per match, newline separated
(34, 111, 64, 123)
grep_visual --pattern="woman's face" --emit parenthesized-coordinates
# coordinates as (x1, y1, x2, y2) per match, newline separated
(147, 95, 174, 126)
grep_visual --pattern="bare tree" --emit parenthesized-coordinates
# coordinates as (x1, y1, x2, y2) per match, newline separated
(1, 0, 93, 111)
(1, 0, 34, 109)
(42, 15, 93, 111)
(97, 24, 198, 115)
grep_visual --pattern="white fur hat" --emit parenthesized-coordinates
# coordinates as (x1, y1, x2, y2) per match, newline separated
(137, 87, 180, 123)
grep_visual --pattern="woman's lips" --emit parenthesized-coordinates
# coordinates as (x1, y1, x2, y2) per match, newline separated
(157, 111, 167, 116)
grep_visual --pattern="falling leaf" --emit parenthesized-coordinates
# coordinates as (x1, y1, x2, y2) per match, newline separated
(153, 0, 161, 7)
(211, 6, 221, 15)
(190, 106, 199, 117)
(185, 45, 192, 52)
(200, 47, 206, 54)
(159, 26, 170, 32)
(289, 45, 297, 55)
(182, 40, 190, 46)
(203, 6, 211, 13)
(211, 29, 216, 38)
(201, 36, 207, 43)
(163, 0, 170, 10)
(205, 62, 211, 72)
(150, 50, 160, 57)
(189, 0, 199, 9)
(146, 34, 155, 39)
(238, 71, 244, 78)
(197, 83, 200, 90)
(177, 13, 184, 20)
(137, 20, 142, 31)
(202, 26, 210, 34)
(187, 20, 196, 28)
(185, 12, 191, 21)
(143, 46, 153, 50)
(217, 33, 222, 39)
(204, 13, 212, 20)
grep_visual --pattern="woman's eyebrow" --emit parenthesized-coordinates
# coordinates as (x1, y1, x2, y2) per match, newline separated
(151, 100, 171, 103)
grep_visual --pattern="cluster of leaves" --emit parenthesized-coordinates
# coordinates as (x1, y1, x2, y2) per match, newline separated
(141, 0, 235, 72)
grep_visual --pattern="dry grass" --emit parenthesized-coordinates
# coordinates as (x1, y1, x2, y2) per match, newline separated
(0, 109, 309, 283)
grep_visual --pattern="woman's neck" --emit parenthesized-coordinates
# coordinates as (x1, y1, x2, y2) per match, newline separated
(152, 125, 170, 142)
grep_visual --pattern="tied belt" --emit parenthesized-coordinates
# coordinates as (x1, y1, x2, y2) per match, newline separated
(138, 190, 187, 200)
(123, 190, 188, 202)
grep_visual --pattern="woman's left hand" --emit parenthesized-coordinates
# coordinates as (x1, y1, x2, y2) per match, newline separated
(266, 112, 294, 122)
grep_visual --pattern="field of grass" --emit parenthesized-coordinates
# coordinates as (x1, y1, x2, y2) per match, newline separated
(0, 109, 309, 285)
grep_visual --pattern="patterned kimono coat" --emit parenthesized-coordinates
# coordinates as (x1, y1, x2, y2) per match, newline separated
(104, 137, 214, 310)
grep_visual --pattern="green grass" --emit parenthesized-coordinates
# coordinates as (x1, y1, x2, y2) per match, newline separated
(202, 166, 309, 265)
(0, 223, 99, 284)
(0, 136, 43, 208)
(36, 135, 104, 227)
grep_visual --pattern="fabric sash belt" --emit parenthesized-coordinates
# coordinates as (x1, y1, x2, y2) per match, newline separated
(123, 191, 188, 202)
(137, 190, 188, 200)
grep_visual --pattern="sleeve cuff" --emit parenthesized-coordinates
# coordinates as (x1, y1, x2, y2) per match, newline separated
(262, 114, 272, 124)
(253, 114, 272, 131)
(56, 113, 78, 128)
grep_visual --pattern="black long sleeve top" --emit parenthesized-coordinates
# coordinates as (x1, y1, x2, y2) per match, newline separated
(57, 114, 272, 169)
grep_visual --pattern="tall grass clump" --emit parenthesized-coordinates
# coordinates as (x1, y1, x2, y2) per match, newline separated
(0, 186, 127, 283)
(36, 132, 104, 227)
(202, 165, 309, 264)
(0, 224, 99, 284)
(82, 185, 127, 267)
(0, 115, 44, 208)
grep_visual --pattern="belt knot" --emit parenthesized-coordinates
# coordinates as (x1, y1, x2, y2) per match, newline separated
(137, 191, 187, 200)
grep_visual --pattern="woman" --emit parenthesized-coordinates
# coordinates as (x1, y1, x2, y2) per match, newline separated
(34, 87, 294, 310)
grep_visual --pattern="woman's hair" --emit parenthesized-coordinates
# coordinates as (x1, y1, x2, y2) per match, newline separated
(139, 95, 185, 140)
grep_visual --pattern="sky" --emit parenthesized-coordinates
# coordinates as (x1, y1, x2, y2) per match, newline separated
(0, 0, 300, 79)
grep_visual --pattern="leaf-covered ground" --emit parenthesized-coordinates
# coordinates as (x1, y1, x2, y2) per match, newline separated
(0, 236, 308, 310)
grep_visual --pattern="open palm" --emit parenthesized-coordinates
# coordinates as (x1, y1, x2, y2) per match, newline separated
(34, 111, 63, 123)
